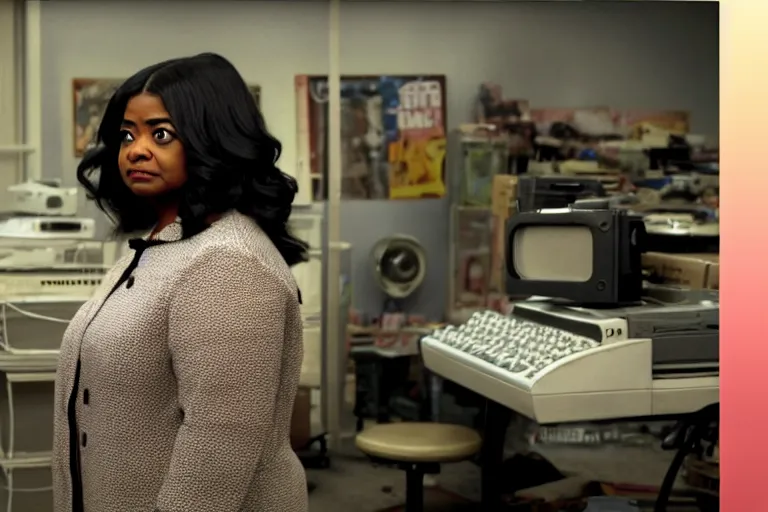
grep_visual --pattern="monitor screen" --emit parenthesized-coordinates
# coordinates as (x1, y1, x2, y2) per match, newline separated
(513, 225, 593, 282)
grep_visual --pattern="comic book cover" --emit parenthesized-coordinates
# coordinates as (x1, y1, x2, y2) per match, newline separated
(386, 76, 448, 199)
(295, 75, 447, 201)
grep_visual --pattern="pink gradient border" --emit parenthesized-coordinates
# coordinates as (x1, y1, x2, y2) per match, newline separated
(720, 0, 766, 508)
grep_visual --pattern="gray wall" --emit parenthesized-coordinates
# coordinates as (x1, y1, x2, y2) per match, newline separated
(40, 1, 718, 321)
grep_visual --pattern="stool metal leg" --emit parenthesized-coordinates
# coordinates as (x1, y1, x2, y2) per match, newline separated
(404, 465, 424, 512)
(480, 399, 512, 512)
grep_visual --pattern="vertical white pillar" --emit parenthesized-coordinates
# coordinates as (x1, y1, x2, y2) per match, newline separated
(24, 0, 42, 182)
(324, 0, 343, 450)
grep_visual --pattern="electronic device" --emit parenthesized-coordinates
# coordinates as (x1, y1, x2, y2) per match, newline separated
(420, 288, 719, 424)
(517, 176, 606, 213)
(371, 235, 427, 303)
(6, 181, 79, 217)
(422, 193, 717, 424)
(505, 201, 646, 304)
(0, 183, 113, 302)
(642, 206, 719, 254)
(0, 216, 96, 242)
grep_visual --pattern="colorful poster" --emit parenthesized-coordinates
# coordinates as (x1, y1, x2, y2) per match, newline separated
(386, 77, 447, 199)
(296, 75, 447, 201)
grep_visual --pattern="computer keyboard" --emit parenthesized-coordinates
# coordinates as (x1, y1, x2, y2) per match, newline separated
(429, 311, 599, 379)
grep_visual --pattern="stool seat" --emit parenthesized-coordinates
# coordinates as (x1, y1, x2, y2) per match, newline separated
(356, 422, 481, 463)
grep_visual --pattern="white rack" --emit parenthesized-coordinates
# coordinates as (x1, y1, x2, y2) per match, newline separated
(0, 3, 57, 507)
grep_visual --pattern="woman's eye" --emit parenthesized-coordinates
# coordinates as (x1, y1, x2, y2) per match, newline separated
(154, 129, 174, 143)
(119, 130, 134, 143)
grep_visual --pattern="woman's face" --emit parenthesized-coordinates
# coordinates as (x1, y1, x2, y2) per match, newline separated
(118, 92, 187, 198)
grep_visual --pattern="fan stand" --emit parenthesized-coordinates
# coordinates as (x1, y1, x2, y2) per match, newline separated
(382, 297, 406, 315)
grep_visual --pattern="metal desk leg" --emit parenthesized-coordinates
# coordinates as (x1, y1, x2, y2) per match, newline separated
(480, 399, 512, 511)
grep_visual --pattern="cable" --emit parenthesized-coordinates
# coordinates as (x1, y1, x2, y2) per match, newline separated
(3, 302, 71, 324)
(6, 379, 14, 460)
(654, 403, 719, 512)
(1, 484, 51, 493)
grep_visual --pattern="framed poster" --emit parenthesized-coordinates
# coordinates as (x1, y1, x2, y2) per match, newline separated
(296, 74, 447, 201)
(72, 78, 123, 157)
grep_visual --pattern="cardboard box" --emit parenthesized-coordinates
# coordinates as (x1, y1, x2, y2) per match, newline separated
(490, 175, 518, 292)
(491, 174, 518, 218)
(290, 386, 311, 450)
(642, 252, 719, 290)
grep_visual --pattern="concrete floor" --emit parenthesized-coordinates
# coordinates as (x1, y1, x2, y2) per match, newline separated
(306, 437, 680, 512)
(306, 381, 694, 511)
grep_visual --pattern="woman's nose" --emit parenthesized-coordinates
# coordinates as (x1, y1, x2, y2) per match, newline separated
(126, 137, 153, 162)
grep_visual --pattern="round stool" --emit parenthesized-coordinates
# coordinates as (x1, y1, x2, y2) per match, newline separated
(356, 422, 482, 512)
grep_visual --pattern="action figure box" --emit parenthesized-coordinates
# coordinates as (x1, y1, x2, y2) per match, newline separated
(489, 175, 519, 293)
(458, 129, 509, 206)
(450, 207, 493, 319)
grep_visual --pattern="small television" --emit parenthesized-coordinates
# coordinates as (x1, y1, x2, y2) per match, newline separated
(506, 199, 646, 305)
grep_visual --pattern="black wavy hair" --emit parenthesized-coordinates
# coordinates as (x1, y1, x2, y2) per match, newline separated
(77, 53, 308, 266)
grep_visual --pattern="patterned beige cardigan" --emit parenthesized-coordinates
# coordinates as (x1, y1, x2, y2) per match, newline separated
(52, 211, 307, 512)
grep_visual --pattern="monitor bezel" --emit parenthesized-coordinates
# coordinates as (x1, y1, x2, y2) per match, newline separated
(505, 210, 618, 303)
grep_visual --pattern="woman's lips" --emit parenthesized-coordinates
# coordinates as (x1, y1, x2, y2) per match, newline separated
(127, 170, 158, 181)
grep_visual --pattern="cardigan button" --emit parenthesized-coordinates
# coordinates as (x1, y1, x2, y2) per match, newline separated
(126, 276, 135, 289)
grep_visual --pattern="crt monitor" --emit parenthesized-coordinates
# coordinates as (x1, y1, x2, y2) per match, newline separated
(505, 200, 646, 305)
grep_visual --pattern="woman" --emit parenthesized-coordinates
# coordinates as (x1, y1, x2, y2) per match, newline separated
(52, 53, 309, 512)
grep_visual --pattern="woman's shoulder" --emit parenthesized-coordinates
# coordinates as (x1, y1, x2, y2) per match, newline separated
(178, 212, 297, 293)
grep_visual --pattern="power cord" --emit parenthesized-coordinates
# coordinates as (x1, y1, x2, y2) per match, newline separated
(654, 403, 719, 512)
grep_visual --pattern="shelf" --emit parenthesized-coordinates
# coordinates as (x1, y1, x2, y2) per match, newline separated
(0, 452, 51, 470)
(5, 371, 56, 383)
(0, 146, 35, 155)
(0, 352, 58, 374)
